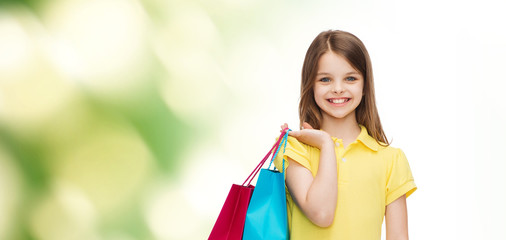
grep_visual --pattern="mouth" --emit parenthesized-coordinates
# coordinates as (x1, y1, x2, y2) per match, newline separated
(328, 98, 350, 104)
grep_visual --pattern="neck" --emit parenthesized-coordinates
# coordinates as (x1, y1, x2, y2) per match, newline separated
(320, 113, 361, 141)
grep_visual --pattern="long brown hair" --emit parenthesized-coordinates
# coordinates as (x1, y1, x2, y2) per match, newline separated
(299, 30, 390, 146)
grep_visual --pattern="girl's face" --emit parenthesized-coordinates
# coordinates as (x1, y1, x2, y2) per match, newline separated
(313, 51, 364, 122)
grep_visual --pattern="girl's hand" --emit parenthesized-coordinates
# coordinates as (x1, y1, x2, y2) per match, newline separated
(280, 122, 333, 149)
(281, 122, 338, 227)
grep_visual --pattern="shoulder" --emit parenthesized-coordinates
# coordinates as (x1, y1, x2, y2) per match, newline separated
(273, 136, 315, 172)
(376, 144, 408, 163)
(285, 136, 314, 152)
(376, 144, 402, 155)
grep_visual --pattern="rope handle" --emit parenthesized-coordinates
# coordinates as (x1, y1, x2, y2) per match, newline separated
(268, 129, 290, 171)
(242, 128, 289, 186)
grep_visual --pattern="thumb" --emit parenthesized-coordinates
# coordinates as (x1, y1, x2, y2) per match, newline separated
(302, 122, 314, 130)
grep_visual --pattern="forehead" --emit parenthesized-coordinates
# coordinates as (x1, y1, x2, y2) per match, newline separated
(317, 51, 358, 74)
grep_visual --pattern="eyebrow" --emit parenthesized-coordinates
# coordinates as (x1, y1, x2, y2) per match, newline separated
(316, 71, 360, 76)
(316, 72, 331, 76)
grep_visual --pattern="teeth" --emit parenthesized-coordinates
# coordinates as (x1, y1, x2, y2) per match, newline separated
(331, 99, 348, 104)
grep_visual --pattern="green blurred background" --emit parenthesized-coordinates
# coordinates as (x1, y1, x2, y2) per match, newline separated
(1, 0, 506, 239)
(0, 0, 306, 239)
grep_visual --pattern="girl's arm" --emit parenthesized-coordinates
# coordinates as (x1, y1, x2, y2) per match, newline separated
(282, 123, 338, 227)
(385, 194, 409, 240)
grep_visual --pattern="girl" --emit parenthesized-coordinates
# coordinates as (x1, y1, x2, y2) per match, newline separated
(274, 30, 416, 240)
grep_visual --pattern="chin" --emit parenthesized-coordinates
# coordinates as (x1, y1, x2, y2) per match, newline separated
(325, 113, 351, 120)
(326, 109, 356, 120)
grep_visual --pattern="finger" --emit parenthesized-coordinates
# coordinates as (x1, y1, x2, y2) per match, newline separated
(281, 123, 290, 133)
(302, 122, 314, 130)
(288, 130, 299, 137)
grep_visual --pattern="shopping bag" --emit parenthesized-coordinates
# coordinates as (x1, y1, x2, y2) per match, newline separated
(208, 184, 254, 240)
(209, 129, 289, 240)
(243, 130, 290, 240)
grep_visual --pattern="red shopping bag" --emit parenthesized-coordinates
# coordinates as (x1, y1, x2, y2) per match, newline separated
(208, 129, 288, 240)
(208, 184, 254, 239)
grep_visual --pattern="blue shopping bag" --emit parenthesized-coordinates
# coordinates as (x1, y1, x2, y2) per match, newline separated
(243, 130, 290, 240)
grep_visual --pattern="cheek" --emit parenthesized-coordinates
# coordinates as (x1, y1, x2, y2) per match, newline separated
(312, 85, 319, 97)
(313, 87, 325, 101)
(313, 87, 326, 106)
(357, 86, 365, 103)
(351, 85, 364, 103)
(313, 83, 327, 95)
(356, 83, 365, 97)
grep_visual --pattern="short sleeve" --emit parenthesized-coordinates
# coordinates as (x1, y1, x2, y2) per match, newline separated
(272, 136, 311, 174)
(385, 148, 417, 205)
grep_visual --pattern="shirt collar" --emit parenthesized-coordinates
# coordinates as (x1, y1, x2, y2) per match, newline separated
(357, 124, 381, 151)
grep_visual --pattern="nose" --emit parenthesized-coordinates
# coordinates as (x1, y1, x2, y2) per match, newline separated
(332, 81, 344, 94)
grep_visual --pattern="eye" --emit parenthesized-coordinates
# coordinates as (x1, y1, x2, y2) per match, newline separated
(345, 76, 357, 81)
(319, 77, 331, 82)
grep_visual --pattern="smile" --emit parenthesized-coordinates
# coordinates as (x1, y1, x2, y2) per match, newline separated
(328, 98, 350, 104)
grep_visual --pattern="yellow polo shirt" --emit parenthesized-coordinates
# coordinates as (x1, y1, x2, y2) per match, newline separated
(273, 125, 416, 240)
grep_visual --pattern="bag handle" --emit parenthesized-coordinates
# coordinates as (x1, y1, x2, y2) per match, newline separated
(242, 128, 289, 186)
(268, 129, 290, 171)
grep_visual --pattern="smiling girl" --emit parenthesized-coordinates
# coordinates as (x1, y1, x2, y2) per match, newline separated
(274, 30, 417, 239)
